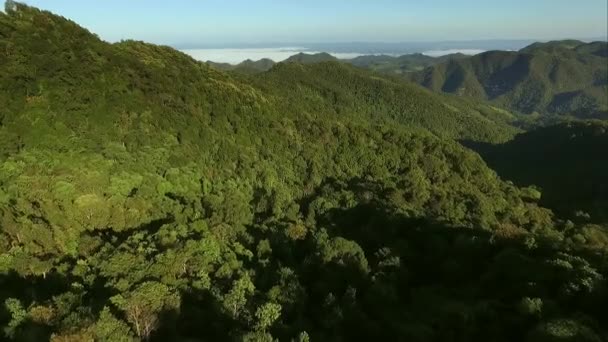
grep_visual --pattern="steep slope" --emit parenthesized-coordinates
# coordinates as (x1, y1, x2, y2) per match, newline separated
(467, 120, 608, 222)
(410, 40, 608, 119)
(0, 3, 606, 342)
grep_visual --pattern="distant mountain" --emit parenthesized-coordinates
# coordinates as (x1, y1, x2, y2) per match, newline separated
(207, 52, 469, 75)
(206, 60, 235, 70)
(347, 53, 468, 74)
(467, 120, 608, 222)
(294, 40, 536, 55)
(284, 52, 339, 63)
(520, 39, 592, 53)
(520, 40, 608, 57)
(409, 40, 608, 119)
(207, 58, 276, 73)
(206, 53, 340, 73)
(237, 58, 276, 71)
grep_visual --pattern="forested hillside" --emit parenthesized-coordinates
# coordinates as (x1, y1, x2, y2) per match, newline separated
(410, 40, 608, 119)
(0, 3, 607, 342)
(249, 62, 519, 142)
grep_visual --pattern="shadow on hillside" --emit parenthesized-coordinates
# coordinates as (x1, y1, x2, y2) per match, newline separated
(460, 136, 608, 224)
(0, 271, 72, 341)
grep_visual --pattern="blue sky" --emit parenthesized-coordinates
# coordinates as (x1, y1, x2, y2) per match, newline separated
(20, 0, 608, 46)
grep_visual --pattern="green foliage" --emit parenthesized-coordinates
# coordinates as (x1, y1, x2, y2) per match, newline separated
(255, 302, 282, 330)
(111, 282, 179, 339)
(3, 298, 27, 338)
(222, 274, 256, 319)
(93, 307, 137, 342)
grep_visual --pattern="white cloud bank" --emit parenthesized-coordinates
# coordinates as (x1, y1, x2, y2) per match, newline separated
(181, 47, 485, 64)
(422, 49, 486, 57)
(182, 47, 387, 64)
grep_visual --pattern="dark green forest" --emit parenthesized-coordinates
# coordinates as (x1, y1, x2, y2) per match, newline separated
(0, 2, 607, 342)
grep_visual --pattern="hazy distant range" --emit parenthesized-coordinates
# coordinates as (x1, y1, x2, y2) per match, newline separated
(179, 40, 535, 64)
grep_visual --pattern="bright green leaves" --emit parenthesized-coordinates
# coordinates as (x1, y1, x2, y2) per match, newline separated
(157, 167, 201, 200)
(92, 307, 137, 342)
(111, 282, 179, 340)
(3, 298, 27, 339)
(75, 194, 110, 229)
(0, 252, 13, 274)
(109, 172, 144, 197)
(222, 274, 255, 319)
(255, 302, 282, 331)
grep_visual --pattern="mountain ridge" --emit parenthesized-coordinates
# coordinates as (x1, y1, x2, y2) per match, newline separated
(408, 40, 608, 119)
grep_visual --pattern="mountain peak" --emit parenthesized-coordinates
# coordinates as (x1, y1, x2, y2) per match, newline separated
(285, 52, 338, 64)
(520, 39, 586, 53)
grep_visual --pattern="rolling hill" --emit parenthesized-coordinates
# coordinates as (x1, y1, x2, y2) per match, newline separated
(409, 40, 608, 119)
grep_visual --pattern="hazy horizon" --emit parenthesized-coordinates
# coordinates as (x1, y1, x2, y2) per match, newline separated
(15, 0, 608, 64)
(182, 47, 493, 64)
(18, 0, 608, 47)
(180, 38, 605, 64)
